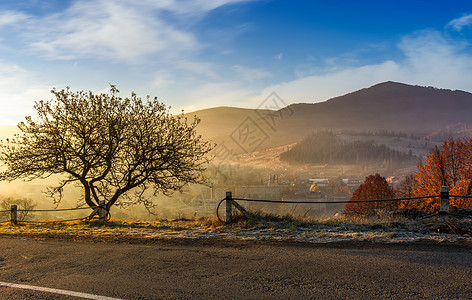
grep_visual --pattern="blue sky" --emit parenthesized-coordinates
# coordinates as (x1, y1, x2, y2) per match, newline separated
(1, 0, 472, 124)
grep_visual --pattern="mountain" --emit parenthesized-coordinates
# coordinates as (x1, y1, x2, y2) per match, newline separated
(189, 81, 472, 152)
(283, 81, 472, 134)
(185, 106, 268, 141)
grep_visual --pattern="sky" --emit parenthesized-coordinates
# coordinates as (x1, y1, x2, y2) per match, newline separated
(1, 0, 472, 125)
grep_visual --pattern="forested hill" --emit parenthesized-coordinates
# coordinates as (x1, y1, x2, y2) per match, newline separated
(279, 131, 416, 167)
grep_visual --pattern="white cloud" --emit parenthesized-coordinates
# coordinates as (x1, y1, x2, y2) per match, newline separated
(447, 14, 472, 31)
(175, 60, 219, 79)
(9, 0, 253, 63)
(27, 1, 198, 62)
(231, 65, 272, 81)
(0, 11, 28, 27)
(397, 30, 472, 88)
(128, 0, 255, 16)
(274, 53, 283, 60)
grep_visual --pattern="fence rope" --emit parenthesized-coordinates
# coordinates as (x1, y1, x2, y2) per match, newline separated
(18, 206, 110, 222)
(16, 216, 90, 223)
(15, 206, 98, 212)
(1, 204, 111, 224)
(231, 195, 440, 204)
(216, 194, 459, 222)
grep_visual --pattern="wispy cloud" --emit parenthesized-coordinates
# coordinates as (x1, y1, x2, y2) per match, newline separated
(274, 53, 283, 60)
(0, 11, 28, 27)
(175, 60, 219, 79)
(129, 0, 255, 16)
(6, 0, 253, 63)
(26, 1, 198, 62)
(231, 65, 272, 81)
(447, 14, 472, 31)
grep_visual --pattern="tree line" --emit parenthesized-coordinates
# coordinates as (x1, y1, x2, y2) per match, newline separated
(340, 129, 412, 138)
(279, 131, 415, 167)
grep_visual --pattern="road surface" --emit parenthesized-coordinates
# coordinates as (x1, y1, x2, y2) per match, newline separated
(0, 237, 471, 299)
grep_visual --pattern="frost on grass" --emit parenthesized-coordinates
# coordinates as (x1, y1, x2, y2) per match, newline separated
(0, 214, 471, 244)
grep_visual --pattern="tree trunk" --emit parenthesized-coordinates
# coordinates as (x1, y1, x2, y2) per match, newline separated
(82, 181, 96, 208)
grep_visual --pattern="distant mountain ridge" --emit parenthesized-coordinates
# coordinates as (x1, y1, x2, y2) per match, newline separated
(283, 81, 472, 134)
(189, 81, 472, 151)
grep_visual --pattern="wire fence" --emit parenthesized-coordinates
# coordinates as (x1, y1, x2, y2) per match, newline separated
(217, 187, 472, 222)
(231, 195, 439, 204)
(16, 206, 95, 212)
(0, 209, 12, 223)
(2, 187, 472, 224)
(1, 204, 105, 224)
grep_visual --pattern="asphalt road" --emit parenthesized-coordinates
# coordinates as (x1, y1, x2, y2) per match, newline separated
(0, 238, 471, 299)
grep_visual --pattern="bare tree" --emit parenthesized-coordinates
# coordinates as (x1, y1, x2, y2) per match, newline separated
(0, 197, 37, 221)
(0, 86, 213, 216)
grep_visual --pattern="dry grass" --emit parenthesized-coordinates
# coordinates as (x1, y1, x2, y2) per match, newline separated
(0, 213, 471, 244)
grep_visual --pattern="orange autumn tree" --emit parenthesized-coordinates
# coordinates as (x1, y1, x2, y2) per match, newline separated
(411, 138, 472, 212)
(345, 173, 395, 216)
(394, 174, 417, 211)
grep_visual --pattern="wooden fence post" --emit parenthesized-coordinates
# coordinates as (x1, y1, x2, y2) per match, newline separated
(10, 205, 17, 225)
(99, 200, 106, 225)
(226, 191, 233, 222)
(440, 186, 449, 213)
